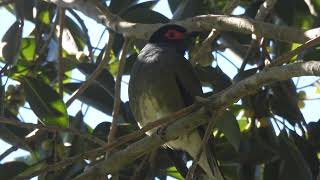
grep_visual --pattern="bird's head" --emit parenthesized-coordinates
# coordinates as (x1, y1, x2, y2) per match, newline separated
(149, 25, 197, 53)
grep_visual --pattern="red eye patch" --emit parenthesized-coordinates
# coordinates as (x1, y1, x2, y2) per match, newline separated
(164, 30, 185, 40)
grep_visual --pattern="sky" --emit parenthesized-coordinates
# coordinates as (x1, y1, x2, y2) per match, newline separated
(0, 0, 320, 179)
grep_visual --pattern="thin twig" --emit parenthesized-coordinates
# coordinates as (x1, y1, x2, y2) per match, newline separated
(189, 0, 240, 66)
(185, 111, 223, 180)
(268, 35, 320, 67)
(37, 10, 59, 59)
(189, 29, 220, 66)
(0, 117, 106, 146)
(297, 78, 320, 89)
(0, 130, 43, 161)
(69, 61, 320, 179)
(0, 0, 14, 7)
(304, 97, 320, 101)
(239, 0, 278, 72)
(93, 28, 107, 55)
(216, 51, 239, 69)
(58, 7, 65, 95)
(107, 38, 130, 150)
(68, 9, 94, 62)
(130, 154, 150, 180)
(65, 32, 115, 107)
(14, 103, 200, 180)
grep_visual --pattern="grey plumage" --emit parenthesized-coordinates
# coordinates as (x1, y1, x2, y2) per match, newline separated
(129, 42, 216, 179)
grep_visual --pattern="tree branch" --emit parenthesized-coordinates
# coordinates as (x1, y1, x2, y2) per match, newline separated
(0, 117, 106, 146)
(44, 0, 320, 43)
(73, 61, 320, 179)
(58, 7, 65, 95)
(107, 38, 130, 148)
(65, 32, 115, 107)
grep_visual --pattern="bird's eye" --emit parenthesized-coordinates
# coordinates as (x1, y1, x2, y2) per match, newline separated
(164, 30, 184, 40)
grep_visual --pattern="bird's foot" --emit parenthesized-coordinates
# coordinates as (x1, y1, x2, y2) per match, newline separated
(195, 96, 214, 116)
(156, 123, 172, 141)
(195, 96, 211, 105)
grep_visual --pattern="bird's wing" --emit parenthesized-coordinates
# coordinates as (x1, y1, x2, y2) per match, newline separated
(173, 55, 222, 178)
(173, 55, 203, 104)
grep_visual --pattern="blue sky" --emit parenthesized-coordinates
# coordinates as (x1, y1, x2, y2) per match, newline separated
(0, 0, 320, 178)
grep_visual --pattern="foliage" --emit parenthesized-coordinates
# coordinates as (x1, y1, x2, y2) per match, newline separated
(0, 0, 319, 179)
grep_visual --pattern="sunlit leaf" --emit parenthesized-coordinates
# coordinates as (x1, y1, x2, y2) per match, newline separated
(216, 111, 241, 150)
(22, 77, 69, 127)
(38, 10, 50, 25)
(19, 37, 36, 62)
(166, 166, 184, 180)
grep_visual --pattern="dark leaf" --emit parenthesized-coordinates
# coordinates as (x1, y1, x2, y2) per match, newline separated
(302, 46, 320, 61)
(92, 121, 137, 148)
(0, 161, 29, 179)
(64, 16, 86, 51)
(268, 79, 306, 126)
(22, 77, 69, 127)
(124, 53, 138, 75)
(237, 129, 276, 164)
(64, 82, 115, 116)
(77, 63, 115, 96)
(263, 160, 280, 180)
(172, 0, 207, 20)
(1, 21, 22, 65)
(278, 132, 313, 180)
(194, 65, 232, 92)
(291, 130, 319, 177)
(168, 0, 182, 14)
(121, 1, 169, 23)
(109, 0, 138, 14)
(307, 120, 320, 151)
(240, 163, 255, 180)
(64, 112, 91, 161)
(216, 110, 241, 150)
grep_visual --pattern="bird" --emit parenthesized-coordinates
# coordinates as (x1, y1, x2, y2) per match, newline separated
(128, 24, 217, 179)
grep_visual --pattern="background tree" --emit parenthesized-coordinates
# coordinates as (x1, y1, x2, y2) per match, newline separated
(0, 0, 320, 179)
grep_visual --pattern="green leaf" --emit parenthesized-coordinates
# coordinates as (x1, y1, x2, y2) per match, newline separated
(238, 117, 249, 132)
(121, 1, 169, 23)
(166, 166, 184, 180)
(0, 161, 29, 179)
(22, 77, 69, 127)
(19, 37, 36, 62)
(216, 111, 241, 150)
(38, 10, 51, 25)
(16, 161, 48, 178)
(64, 16, 86, 51)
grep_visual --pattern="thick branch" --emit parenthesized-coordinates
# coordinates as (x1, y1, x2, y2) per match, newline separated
(74, 61, 320, 179)
(45, 0, 320, 43)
